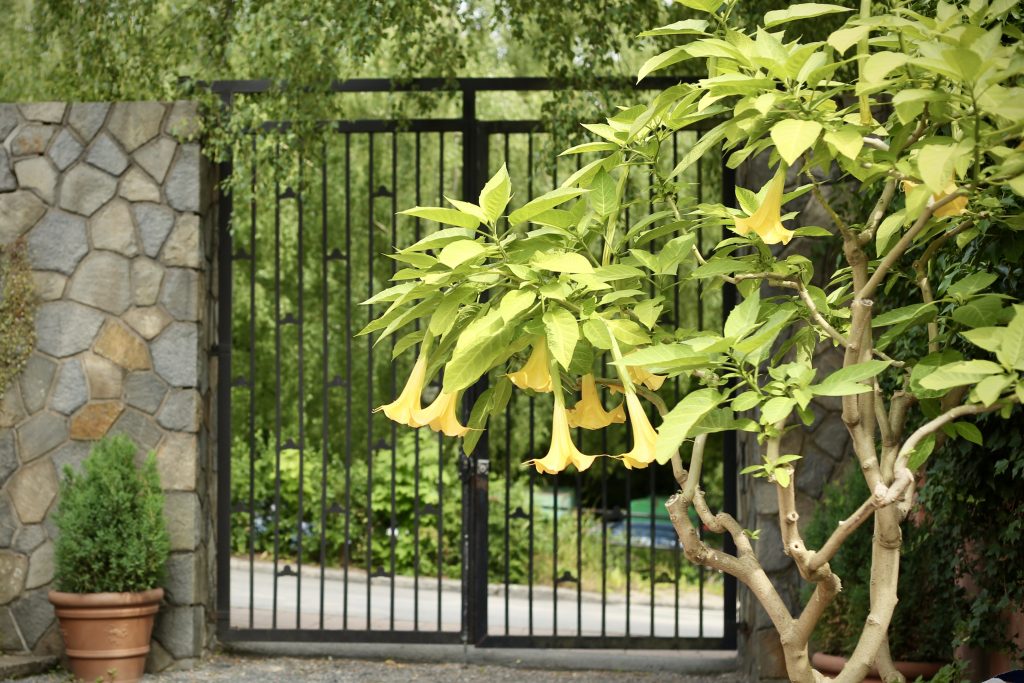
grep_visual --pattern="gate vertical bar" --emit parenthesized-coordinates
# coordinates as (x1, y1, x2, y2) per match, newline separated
(461, 87, 490, 646)
(215, 92, 234, 638)
(721, 158, 739, 649)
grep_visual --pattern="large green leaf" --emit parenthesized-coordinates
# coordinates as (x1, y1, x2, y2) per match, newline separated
(918, 360, 1006, 390)
(764, 3, 852, 27)
(543, 306, 579, 370)
(588, 168, 618, 216)
(508, 187, 586, 226)
(479, 164, 511, 223)
(438, 240, 486, 268)
(532, 250, 594, 274)
(399, 207, 480, 230)
(812, 360, 891, 395)
(443, 310, 509, 392)
(656, 389, 723, 464)
(637, 46, 692, 82)
(638, 19, 709, 37)
(771, 119, 823, 166)
(724, 290, 761, 339)
(996, 305, 1024, 370)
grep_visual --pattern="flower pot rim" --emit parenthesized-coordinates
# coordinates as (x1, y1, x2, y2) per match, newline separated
(48, 587, 164, 607)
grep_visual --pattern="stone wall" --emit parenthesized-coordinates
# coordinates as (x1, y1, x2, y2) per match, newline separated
(0, 101, 217, 670)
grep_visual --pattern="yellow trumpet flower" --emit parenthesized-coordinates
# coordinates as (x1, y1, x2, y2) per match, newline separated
(615, 392, 659, 470)
(526, 397, 600, 474)
(608, 366, 667, 395)
(567, 374, 625, 430)
(901, 180, 968, 218)
(733, 165, 795, 246)
(376, 353, 429, 427)
(508, 339, 553, 393)
(415, 390, 469, 437)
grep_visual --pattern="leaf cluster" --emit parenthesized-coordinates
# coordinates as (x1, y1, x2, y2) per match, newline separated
(0, 238, 36, 397)
(53, 436, 170, 594)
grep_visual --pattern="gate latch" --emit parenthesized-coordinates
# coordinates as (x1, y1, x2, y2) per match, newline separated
(476, 459, 489, 476)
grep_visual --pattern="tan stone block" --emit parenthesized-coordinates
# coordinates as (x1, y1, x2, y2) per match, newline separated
(82, 353, 123, 399)
(89, 199, 138, 256)
(123, 306, 172, 340)
(9, 459, 57, 524)
(70, 401, 124, 440)
(161, 214, 200, 268)
(0, 551, 28, 605)
(94, 320, 151, 370)
(155, 433, 197, 491)
(14, 157, 57, 204)
(30, 271, 66, 301)
(0, 387, 26, 429)
(131, 258, 164, 306)
(119, 167, 160, 203)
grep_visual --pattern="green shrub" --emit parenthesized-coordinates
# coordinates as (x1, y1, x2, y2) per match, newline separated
(53, 436, 170, 593)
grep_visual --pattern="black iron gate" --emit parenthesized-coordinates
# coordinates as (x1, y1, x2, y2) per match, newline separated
(214, 78, 737, 651)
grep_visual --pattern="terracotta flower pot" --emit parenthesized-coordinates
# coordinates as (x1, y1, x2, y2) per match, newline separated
(812, 651, 946, 683)
(49, 588, 163, 683)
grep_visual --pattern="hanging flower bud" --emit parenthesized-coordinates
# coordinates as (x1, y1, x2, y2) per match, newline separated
(508, 338, 553, 393)
(732, 165, 795, 245)
(614, 392, 659, 470)
(608, 366, 667, 395)
(415, 390, 469, 437)
(567, 374, 625, 430)
(525, 398, 600, 474)
(375, 352, 429, 427)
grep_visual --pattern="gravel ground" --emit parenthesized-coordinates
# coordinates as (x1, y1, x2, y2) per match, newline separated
(17, 654, 743, 683)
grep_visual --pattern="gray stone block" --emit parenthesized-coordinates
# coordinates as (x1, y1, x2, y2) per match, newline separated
(135, 137, 176, 183)
(163, 552, 198, 605)
(14, 157, 57, 203)
(155, 433, 196, 491)
(17, 354, 57, 415)
(10, 588, 54, 649)
(755, 518, 789, 573)
(124, 371, 169, 414)
(34, 301, 105, 357)
(165, 102, 200, 139)
(51, 359, 88, 415)
(0, 387, 27, 430)
(27, 209, 88, 275)
(795, 448, 836, 500)
(47, 128, 83, 171)
(109, 408, 163, 452)
(67, 250, 132, 314)
(107, 102, 165, 152)
(12, 525, 46, 554)
(151, 323, 199, 387)
(0, 606, 24, 651)
(131, 257, 165, 306)
(163, 493, 200, 552)
(0, 148, 15, 192)
(8, 124, 54, 156)
(119, 166, 161, 202)
(25, 541, 53, 589)
(17, 103, 65, 124)
(156, 389, 200, 432)
(132, 202, 175, 257)
(0, 551, 28, 605)
(160, 268, 200, 321)
(165, 143, 200, 212)
(50, 441, 91, 481)
(16, 412, 67, 462)
(68, 103, 109, 142)
(0, 190, 46, 244)
(89, 199, 138, 256)
(152, 604, 203, 659)
(85, 132, 129, 176)
(0, 432, 16, 490)
(0, 495, 15, 548)
(58, 163, 117, 216)
(0, 104, 20, 141)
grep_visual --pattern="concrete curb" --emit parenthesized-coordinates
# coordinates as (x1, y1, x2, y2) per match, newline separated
(231, 557, 725, 610)
(222, 642, 739, 676)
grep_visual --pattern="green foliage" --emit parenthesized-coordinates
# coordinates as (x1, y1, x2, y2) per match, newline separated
(802, 472, 957, 661)
(53, 436, 170, 594)
(0, 238, 36, 397)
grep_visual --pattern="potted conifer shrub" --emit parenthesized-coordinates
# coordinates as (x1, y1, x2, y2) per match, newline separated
(49, 435, 170, 683)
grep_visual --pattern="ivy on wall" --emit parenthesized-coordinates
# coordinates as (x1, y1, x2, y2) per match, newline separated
(0, 238, 36, 396)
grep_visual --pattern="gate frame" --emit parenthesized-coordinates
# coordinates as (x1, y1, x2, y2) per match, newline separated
(212, 76, 738, 651)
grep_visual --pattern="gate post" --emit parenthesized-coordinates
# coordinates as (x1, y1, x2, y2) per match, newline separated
(460, 85, 490, 646)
